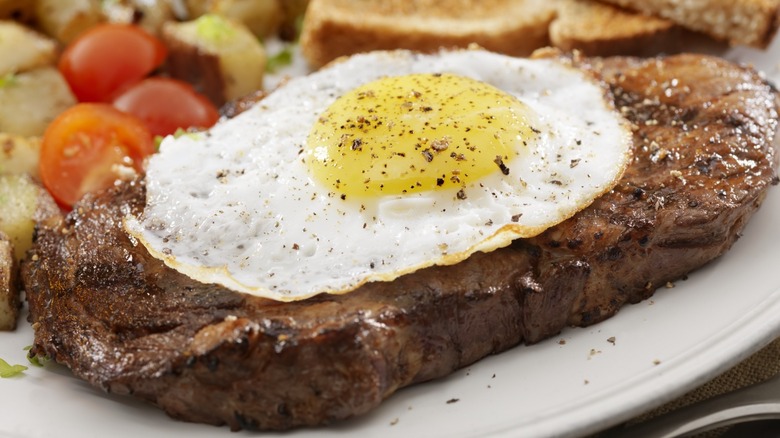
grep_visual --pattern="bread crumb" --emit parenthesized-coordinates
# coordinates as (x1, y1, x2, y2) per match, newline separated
(653, 359, 661, 365)
(558, 338, 566, 345)
(665, 281, 675, 288)
(607, 336, 616, 345)
(390, 418, 399, 426)
(446, 398, 459, 404)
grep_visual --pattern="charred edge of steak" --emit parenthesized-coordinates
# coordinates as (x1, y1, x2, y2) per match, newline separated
(22, 53, 779, 431)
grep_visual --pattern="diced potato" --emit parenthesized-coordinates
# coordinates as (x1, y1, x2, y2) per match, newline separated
(0, 231, 19, 331)
(0, 174, 60, 260)
(185, 0, 283, 37)
(0, 67, 77, 137)
(0, 175, 59, 331)
(0, 174, 38, 262)
(0, 21, 58, 77)
(101, 0, 176, 36)
(0, 0, 35, 23)
(35, 0, 103, 43)
(0, 133, 41, 178)
(163, 14, 266, 106)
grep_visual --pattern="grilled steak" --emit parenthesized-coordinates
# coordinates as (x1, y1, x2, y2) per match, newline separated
(23, 53, 779, 430)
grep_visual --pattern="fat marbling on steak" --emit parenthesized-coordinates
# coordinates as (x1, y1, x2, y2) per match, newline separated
(23, 53, 779, 430)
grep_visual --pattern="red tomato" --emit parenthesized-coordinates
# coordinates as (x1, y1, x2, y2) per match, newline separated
(113, 77, 220, 136)
(59, 24, 167, 102)
(40, 104, 155, 208)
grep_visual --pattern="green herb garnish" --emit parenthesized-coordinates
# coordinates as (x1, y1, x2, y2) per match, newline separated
(266, 47, 293, 73)
(195, 14, 236, 44)
(0, 73, 17, 89)
(0, 358, 27, 378)
(23, 345, 49, 367)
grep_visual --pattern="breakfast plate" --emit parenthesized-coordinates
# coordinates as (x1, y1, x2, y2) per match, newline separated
(3, 39, 780, 438)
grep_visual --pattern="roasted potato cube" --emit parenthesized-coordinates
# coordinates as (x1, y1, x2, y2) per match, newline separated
(185, 0, 283, 37)
(0, 173, 60, 260)
(0, 231, 19, 331)
(35, 0, 103, 43)
(0, 175, 59, 331)
(163, 14, 266, 106)
(0, 174, 39, 262)
(0, 21, 58, 77)
(0, 67, 77, 136)
(0, 133, 41, 178)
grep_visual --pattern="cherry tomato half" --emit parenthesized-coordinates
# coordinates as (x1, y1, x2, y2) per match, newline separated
(59, 24, 167, 102)
(40, 103, 155, 208)
(113, 77, 220, 137)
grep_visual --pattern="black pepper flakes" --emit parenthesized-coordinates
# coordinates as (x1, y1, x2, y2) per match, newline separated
(493, 155, 510, 175)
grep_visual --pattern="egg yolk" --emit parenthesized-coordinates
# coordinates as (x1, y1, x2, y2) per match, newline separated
(305, 73, 535, 197)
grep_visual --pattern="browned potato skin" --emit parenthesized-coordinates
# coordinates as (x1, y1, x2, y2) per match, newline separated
(0, 0, 35, 23)
(278, 0, 308, 40)
(35, 0, 102, 44)
(0, 232, 19, 331)
(162, 18, 266, 107)
(165, 35, 228, 106)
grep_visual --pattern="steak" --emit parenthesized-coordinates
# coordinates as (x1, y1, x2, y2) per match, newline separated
(23, 53, 779, 430)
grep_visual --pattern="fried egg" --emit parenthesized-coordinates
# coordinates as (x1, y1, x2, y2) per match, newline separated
(125, 49, 632, 301)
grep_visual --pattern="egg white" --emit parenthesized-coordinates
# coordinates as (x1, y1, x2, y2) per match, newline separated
(125, 49, 632, 301)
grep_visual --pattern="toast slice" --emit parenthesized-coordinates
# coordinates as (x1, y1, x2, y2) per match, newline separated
(598, 0, 780, 47)
(300, 0, 558, 68)
(300, 0, 680, 67)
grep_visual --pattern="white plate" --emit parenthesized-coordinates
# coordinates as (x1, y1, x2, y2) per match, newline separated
(2, 41, 780, 438)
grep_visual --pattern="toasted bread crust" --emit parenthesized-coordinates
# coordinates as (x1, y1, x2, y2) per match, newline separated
(599, 0, 780, 47)
(300, 0, 685, 67)
(300, 0, 558, 67)
(550, 0, 682, 56)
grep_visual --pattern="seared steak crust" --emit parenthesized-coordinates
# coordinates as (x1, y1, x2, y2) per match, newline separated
(23, 54, 779, 430)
